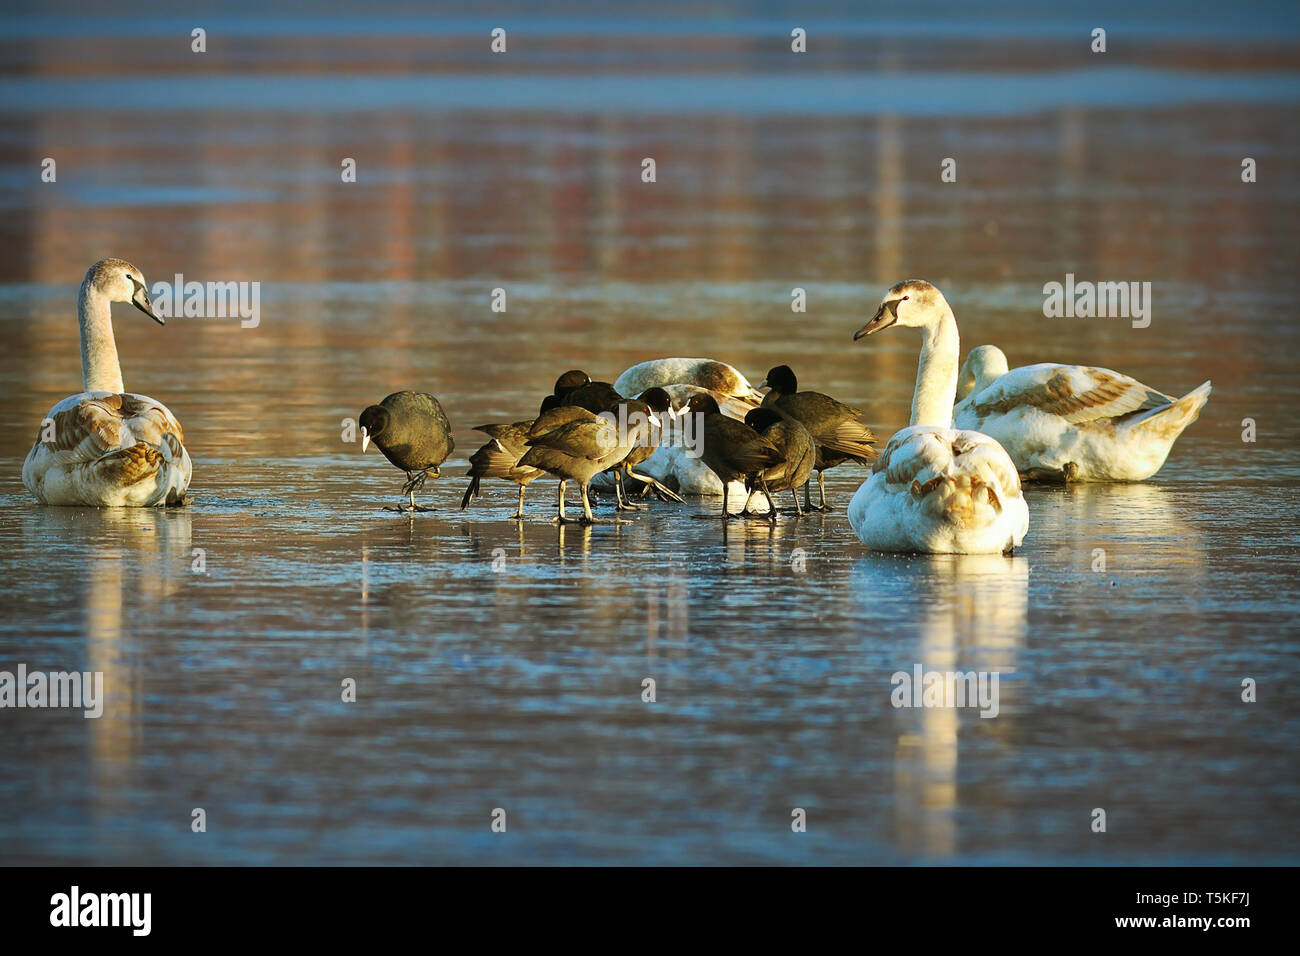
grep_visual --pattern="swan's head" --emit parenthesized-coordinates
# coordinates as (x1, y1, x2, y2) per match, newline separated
(554, 370, 591, 396)
(85, 258, 163, 325)
(853, 279, 950, 340)
(957, 345, 1010, 400)
(358, 404, 390, 454)
(757, 365, 798, 395)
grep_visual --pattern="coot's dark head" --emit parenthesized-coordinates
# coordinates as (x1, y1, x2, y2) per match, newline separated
(759, 365, 798, 395)
(621, 398, 663, 432)
(744, 407, 785, 432)
(684, 394, 721, 416)
(554, 370, 591, 395)
(358, 405, 390, 453)
(636, 387, 674, 416)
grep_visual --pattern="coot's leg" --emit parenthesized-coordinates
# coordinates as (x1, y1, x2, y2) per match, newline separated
(509, 484, 527, 521)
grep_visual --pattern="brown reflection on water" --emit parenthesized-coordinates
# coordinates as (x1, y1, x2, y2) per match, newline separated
(3, 96, 1293, 473)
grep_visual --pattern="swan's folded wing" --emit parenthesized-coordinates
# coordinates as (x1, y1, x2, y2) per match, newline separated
(968, 364, 1173, 424)
(118, 393, 186, 456)
(40, 398, 125, 464)
(949, 432, 1022, 498)
(870, 428, 1023, 535)
(38, 393, 185, 463)
(876, 429, 946, 486)
(876, 428, 1020, 493)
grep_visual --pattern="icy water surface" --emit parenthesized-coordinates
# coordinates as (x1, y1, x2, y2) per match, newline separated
(1, 2, 1299, 864)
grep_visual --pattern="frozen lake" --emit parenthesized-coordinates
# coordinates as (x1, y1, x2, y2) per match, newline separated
(0, 2, 1297, 864)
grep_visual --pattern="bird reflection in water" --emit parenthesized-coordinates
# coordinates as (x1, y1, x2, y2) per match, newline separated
(882, 553, 1028, 857)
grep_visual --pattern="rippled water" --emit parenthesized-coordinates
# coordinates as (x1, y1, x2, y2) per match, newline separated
(1, 2, 1298, 864)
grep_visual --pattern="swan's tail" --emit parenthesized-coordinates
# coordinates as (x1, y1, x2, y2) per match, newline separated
(1123, 381, 1211, 442)
(97, 439, 187, 505)
(98, 442, 162, 485)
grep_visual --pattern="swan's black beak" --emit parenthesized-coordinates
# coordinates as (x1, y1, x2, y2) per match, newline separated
(854, 299, 898, 340)
(132, 288, 164, 325)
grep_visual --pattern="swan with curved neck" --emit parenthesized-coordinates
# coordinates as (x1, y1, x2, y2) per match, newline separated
(847, 280, 1028, 554)
(22, 259, 192, 506)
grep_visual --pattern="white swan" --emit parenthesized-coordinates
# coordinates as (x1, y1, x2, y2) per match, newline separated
(953, 344, 1211, 481)
(614, 358, 763, 405)
(22, 259, 191, 507)
(847, 281, 1028, 554)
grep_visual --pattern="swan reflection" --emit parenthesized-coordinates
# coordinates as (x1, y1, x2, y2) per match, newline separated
(853, 551, 1027, 857)
(22, 507, 192, 828)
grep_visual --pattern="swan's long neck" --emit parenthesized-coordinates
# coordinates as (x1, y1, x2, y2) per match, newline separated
(78, 279, 124, 394)
(911, 308, 959, 428)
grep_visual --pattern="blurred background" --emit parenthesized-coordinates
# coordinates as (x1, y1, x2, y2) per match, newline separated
(0, 0, 1297, 864)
